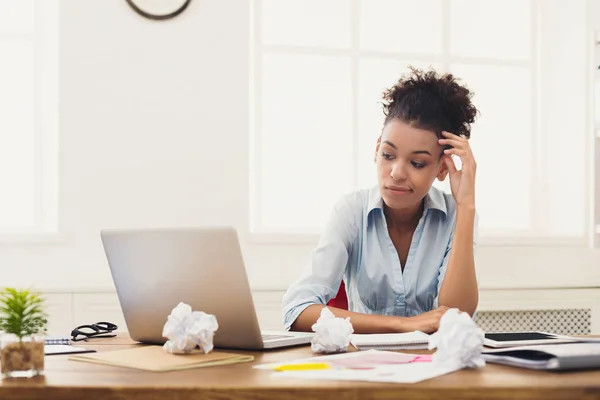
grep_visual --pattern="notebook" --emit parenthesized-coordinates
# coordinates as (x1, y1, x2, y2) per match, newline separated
(45, 336, 71, 346)
(45, 344, 95, 356)
(484, 331, 600, 348)
(482, 342, 600, 371)
(350, 331, 430, 350)
(69, 345, 254, 372)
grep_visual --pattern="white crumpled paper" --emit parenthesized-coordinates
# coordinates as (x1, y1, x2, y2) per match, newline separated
(310, 307, 354, 353)
(428, 308, 485, 369)
(162, 302, 219, 354)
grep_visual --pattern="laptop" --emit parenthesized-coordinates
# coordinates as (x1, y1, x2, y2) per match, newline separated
(100, 226, 313, 350)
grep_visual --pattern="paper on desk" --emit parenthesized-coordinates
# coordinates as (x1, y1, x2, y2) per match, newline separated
(274, 362, 459, 384)
(256, 349, 456, 384)
(311, 307, 354, 353)
(255, 350, 427, 370)
(350, 331, 430, 350)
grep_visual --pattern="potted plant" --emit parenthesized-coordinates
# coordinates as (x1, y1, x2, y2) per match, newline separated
(0, 288, 47, 378)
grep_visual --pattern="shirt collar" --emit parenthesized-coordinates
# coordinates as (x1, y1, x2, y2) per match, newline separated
(367, 185, 448, 218)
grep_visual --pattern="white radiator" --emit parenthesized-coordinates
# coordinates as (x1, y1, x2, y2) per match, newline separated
(474, 309, 592, 335)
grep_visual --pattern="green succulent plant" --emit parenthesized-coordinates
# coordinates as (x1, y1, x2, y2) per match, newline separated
(0, 288, 47, 340)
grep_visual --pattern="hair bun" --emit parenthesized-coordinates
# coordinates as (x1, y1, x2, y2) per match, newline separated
(382, 66, 478, 139)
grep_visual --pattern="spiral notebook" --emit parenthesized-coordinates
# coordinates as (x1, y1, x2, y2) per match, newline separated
(45, 336, 71, 345)
(350, 331, 430, 351)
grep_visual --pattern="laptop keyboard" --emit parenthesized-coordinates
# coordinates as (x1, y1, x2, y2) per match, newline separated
(261, 334, 293, 341)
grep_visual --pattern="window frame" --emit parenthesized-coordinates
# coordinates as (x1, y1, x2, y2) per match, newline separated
(249, 0, 593, 247)
(0, 0, 60, 243)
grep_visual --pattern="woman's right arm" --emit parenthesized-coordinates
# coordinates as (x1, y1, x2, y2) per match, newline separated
(282, 194, 448, 334)
(281, 196, 358, 331)
(292, 304, 449, 334)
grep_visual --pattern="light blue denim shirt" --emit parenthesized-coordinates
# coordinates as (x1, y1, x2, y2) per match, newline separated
(282, 185, 477, 330)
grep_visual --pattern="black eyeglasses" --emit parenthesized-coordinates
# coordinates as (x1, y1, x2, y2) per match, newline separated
(71, 322, 118, 342)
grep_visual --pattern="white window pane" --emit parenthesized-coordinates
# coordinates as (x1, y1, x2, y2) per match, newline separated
(259, 54, 353, 231)
(450, 64, 532, 232)
(0, 40, 36, 227)
(359, 0, 442, 54)
(596, 79, 600, 127)
(596, 28, 600, 125)
(449, 0, 531, 61)
(540, 0, 586, 237)
(261, 0, 351, 49)
(0, 0, 34, 35)
(38, 0, 59, 232)
(357, 60, 443, 189)
(596, 79, 600, 126)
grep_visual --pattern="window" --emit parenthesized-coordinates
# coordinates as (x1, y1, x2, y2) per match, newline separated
(0, 1, 58, 237)
(251, 0, 589, 244)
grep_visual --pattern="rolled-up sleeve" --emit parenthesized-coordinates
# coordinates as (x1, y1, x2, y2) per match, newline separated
(281, 196, 359, 330)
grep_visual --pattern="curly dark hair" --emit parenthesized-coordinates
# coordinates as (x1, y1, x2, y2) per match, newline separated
(382, 67, 478, 139)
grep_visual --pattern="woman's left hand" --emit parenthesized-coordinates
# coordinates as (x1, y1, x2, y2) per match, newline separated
(438, 131, 476, 209)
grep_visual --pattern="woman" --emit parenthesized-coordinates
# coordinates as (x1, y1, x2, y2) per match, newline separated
(282, 67, 479, 334)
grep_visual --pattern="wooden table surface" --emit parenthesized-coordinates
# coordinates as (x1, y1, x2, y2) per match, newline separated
(1, 335, 600, 400)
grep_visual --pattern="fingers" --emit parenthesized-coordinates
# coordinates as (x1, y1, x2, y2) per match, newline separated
(439, 131, 476, 168)
(443, 148, 468, 157)
(439, 136, 468, 152)
(441, 130, 466, 140)
(438, 138, 465, 148)
(438, 131, 469, 150)
(442, 154, 458, 175)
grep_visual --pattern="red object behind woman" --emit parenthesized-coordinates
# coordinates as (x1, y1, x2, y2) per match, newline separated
(327, 284, 348, 310)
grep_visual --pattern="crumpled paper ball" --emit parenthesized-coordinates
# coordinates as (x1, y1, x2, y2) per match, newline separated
(428, 308, 485, 369)
(310, 307, 354, 353)
(162, 302, 219, 354)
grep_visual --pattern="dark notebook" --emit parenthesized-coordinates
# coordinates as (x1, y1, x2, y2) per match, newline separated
(482, 342, 600, 371)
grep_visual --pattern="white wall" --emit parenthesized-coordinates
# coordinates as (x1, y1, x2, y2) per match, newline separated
(1, 0, 599, 297)
(2, 0, 250, 290)
(591, 0, 600, 29)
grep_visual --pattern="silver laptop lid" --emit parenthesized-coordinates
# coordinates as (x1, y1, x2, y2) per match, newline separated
(100, 226, 264, 349)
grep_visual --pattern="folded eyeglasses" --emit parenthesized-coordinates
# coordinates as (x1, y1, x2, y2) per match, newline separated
(71, 321, 118, 342)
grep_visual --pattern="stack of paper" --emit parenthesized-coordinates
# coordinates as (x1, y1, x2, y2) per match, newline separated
(482, 342, 600, 371)
(350, 331, 430, 350)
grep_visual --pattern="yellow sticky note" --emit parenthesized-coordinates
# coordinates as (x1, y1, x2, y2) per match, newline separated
(274, 363, 331, 371)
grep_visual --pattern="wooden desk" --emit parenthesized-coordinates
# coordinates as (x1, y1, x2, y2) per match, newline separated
(1, 336, 600, 400)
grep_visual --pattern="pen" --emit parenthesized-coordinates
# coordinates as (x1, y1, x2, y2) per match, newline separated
(273, 363, 331, 371)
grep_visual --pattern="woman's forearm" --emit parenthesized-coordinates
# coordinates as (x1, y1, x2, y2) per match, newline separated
(437, 206, 478, 315)
(291, 304, 412, 334)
